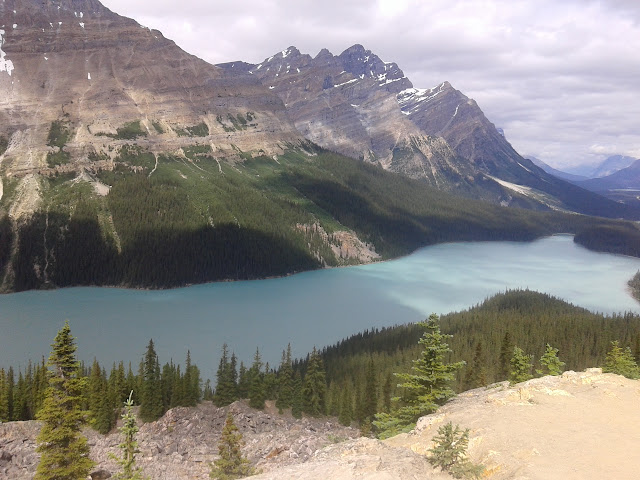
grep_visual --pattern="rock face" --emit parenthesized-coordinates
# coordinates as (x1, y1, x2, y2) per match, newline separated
(0, 0, 303, 216)
(221, 45, 640, 218)
(221, 46, 480, 197)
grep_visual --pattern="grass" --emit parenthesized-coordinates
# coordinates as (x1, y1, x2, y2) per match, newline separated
(46, 150, 71, 167)
(47, 121, 71, 149)
(176, 122, 210, 137)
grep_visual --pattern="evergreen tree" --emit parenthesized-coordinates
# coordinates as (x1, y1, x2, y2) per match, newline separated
(464, 341, 487, 389)
(275, 345, 294, 413)
(498, 331, 513, 380)
(209, 413, 256, 480)
(427, 422, 484, 479)
(88, 359, 113, 433)
(338, 382, 353, 426)
(0, 368, 9, 422)
(381, 371, 393, 413)
(248, 348, 266, 410)
(536, 344, 565, 376)
(140, 339, 163, 422)
(363, 358, 378, 422)
(203, 379, 214, 401)
(302, 348, 326, 417)
(214, 344, 238, 407)
(374, 314, 464, 439)
(291, 371, 303, 419)
(509, 346, 534, 385)
(35, 321, 95, 480)
(111, 391, 148, 480)
(236, 362, 249, 399)
(602, 341, 640, 379)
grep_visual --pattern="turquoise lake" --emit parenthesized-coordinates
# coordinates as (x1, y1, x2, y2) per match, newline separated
(1, 234, 639, 377)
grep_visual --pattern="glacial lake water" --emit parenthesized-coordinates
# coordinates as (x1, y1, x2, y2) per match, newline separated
(1, 234, 639, 378)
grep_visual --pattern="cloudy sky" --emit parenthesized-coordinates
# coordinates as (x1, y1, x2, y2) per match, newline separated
(101, 0, 640, 172)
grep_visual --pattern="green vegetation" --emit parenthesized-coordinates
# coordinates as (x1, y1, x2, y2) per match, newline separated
(373, 314, 464, 438)
(574, 223, 640, 257)
(151, 121, 164, 134)
(114, 120, 147, 140)
(427, 422, 484, 479)
(5, 145, 640, 292)
(537, 344, 565, 376)
(0, 135, 8, 156)
(602, 340, 640, 379)
(47, 120, 71, 149)
(46, 149, 71, 167)
(35, 322, 95, 480)
(509, 346, 534, 385)
(111, 391, 148, 480)
(176, 122, 209, 137)
(209, 413, 256, 480)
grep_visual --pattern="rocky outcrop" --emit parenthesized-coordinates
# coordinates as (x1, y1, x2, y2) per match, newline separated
(0, 400, 359, 479)
(0, 0, 304, 207)
(2, 370, 637, 479)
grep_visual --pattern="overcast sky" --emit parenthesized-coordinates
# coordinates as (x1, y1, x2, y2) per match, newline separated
(101, 0, 640, 171)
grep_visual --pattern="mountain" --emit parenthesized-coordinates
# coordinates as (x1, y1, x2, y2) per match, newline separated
(527, 157, 588, 182)
(1, 2, 640, 293)
(0, 0, 303, 202)
(590, 155, 637, 178)
(221, 45, 640, 220)
(576, 159, 640, 192)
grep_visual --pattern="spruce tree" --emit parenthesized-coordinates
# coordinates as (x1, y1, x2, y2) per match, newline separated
(248, 348, 266, 410)
(214, 344, 239, 407)
(427, 422, 484, 479)
(464, 341, 487, 389)
(302, 348, 326, 417)
(363, 358, 378, 423)
(374, 314, 464, 439)
(536, 344, 565, 376)
(35, 321, 95, 480)
(275, 345, 294, 413)
(0, 368, 9, 422)
(111, 391, 147, 480)
(498, 331, 513, 380)
(602, 341, 640, 379)
(140, 339, 163, 422)
(509, 346, 534, 385)
(291, 371, 303, 419)
(338, 382, 353, 426)
(209, 413, 256, 480)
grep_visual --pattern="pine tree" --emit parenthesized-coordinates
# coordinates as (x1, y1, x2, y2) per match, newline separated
(427, 422, 484, 479)
(602, 341, 640, 379)
(275, 345, 294, 413)
(374, 314, 465, 439)
(338, 382, 353, 426)
(464, 341, 487, 389)
(498, 331, 513, 380)
(35, 321, 95, 480)
(140, 339, 163, 422)
(363, 358, 378, 422)
(248, 348, 265, 410)
(214, 345, 238, 407)
(302, 348, 326, 417)
(381, 371, 393, 413)
(536, 344, 565, 376)
(291, 371, 303, 419)
(111, 391, 148, 480)
(0, 368, 9, 422)
(209, 413, 256, 480)
(509, 346, 534, 385)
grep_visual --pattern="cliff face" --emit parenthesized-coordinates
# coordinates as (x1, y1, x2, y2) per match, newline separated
(221, 45, 480, 196)
(0, 0, 302, 196)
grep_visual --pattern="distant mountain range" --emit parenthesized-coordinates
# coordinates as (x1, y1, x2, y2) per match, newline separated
(1, 0, 639, 292)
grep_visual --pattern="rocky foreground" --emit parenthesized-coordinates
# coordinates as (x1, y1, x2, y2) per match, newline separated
(1, 369, 639, 479)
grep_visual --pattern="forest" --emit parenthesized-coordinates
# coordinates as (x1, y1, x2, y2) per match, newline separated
(2, 290, 639, 436)
(0, 146, 639, 291)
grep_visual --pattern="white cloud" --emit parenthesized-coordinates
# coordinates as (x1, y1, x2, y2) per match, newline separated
(100, 0, 640, 170)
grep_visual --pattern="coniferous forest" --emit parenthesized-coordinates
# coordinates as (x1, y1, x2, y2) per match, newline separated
(2, 290, 639, 436)
(1, 147, 639, 292)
